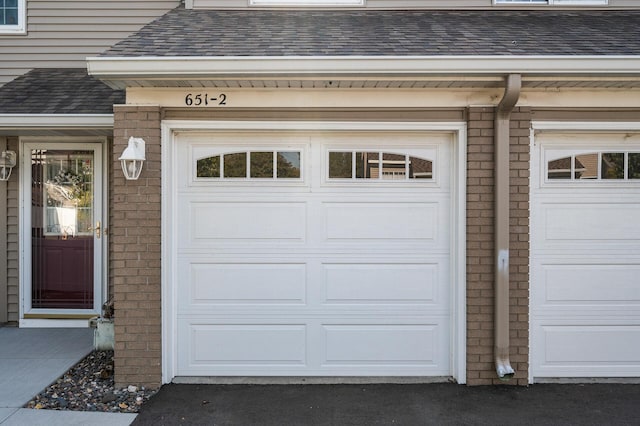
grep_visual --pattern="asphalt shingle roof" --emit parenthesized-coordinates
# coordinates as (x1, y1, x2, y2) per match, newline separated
(0, 68, 124, 114)
(102, 7, 640, 57)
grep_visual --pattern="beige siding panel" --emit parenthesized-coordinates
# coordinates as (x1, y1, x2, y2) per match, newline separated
(0, 0, 180, 86)
(0, 138, 6, 323)
(29, 10, 170, 17)
(6, 137, 18, 324)
(532, 108, 640, 121)
(29, 17, 159, 24)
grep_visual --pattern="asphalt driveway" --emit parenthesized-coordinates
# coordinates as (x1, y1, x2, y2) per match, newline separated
(132, 383, 640, 426)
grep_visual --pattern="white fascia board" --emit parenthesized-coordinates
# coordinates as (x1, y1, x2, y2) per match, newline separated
(87, 56, 640, 79)
(0, 114, 114, 128)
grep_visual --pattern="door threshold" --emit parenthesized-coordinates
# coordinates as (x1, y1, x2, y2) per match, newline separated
(19, 318, 92, 328)
(23, 313, 96, 319)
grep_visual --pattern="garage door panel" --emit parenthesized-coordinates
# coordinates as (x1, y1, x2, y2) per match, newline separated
(533, 324, 640, 377)
(536, 263, 640, 306)
(322, 324, 443, 366)
(324, 202, 439, 241)
(542, 203, 640, 242)
(183, 323, 307, 367)
(185, 263, 307, 306)
(322, 263, 441, 305)
(190, 201, 307, 242)
(178, 319, 450, 375)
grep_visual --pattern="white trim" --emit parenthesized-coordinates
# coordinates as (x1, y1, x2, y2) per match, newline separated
(164, 120, 467, 132)
(162, 122, 179, 384)
(452, 124, 467, 385)
(533, 121, 640, 131)
(0, 115, 114, 129)
(161, 120, 467, 384)
(0, 0, 26, 35)
(19, 137, 107, 323)
(87, 56, 640, 79)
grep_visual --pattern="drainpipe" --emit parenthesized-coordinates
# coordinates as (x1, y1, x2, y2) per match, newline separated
(494, 74, 521, 380)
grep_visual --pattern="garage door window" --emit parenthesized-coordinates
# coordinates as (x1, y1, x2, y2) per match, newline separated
(328, 151, 433, 180)
(547, 151, 640, 181)
(196, 151, 301, 179)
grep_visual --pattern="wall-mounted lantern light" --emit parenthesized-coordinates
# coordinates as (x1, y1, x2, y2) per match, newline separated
(119, 137, 146, 180)
(0, 150, 16, 181)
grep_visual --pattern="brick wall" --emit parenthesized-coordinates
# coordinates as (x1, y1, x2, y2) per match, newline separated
(509, 107, 531, 385)
(466, 107, 530, 386)
(112, 105, 162, 388)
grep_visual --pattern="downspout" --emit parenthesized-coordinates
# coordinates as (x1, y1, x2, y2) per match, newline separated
(494, 74, 521, 380)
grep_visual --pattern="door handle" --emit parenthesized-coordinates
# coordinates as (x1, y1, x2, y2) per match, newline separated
(89, 221, 102, 239)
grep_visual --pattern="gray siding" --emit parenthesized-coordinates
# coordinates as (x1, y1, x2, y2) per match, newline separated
(191, 0, 640, 9)
(0, 0, 180, 86)
(6, 137, 18, 323)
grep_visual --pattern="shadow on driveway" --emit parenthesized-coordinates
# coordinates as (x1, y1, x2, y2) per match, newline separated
(132, 383, 640, 426)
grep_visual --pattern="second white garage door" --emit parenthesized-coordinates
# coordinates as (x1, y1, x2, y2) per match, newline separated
(173, 131, 453, 377)
(531, 131, 640, 380)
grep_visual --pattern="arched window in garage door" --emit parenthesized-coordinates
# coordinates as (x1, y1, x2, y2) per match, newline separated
(196, 150, 302, 179)
(328, 151, 433, 180)
(547, 151, 640, 181)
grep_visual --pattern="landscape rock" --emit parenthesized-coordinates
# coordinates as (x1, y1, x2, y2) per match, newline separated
(24, 350, 157, 413)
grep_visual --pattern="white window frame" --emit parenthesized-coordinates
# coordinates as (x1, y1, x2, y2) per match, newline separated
(0, 0, 26, 35)
(325, 149, 435, 183)
(194, 149, 304, 181)
(494, 0, 607, 5)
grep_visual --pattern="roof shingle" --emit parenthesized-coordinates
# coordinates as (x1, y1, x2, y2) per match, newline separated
(101, 8, 640, 57)
(0, 69, 124, 114)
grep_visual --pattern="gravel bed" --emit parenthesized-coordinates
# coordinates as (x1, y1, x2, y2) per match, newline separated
(24, 350, 157, 413)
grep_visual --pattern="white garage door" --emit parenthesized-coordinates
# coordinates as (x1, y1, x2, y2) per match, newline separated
(531, 131, 640, 380)
(173, 131, 452, 377)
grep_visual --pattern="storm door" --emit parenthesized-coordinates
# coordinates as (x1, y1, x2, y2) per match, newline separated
(23, 142, 103, 317)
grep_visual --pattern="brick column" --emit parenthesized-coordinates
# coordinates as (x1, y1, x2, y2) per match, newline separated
(508, 107, 531, 386)
(111, 105, 162, 388)
(466, 107, 530, 386)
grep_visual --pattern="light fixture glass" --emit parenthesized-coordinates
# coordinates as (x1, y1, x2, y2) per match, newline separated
(0, 151, 16, 181)
(119, 137, 146, 180)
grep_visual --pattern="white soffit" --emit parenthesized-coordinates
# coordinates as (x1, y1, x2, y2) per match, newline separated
(86, 56, 640, 89)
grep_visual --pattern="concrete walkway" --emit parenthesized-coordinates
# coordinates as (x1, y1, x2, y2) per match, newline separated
(0, 327, 136, 426)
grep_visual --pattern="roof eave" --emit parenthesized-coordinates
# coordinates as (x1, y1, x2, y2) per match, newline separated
(0, 114, 115, 136)
(87, 55, 640, 79)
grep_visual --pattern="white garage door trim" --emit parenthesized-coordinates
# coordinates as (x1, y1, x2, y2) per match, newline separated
(530, 121, 640, 383)
(161, 120, 467, 384)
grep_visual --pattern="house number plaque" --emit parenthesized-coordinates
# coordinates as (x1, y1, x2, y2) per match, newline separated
(184, 93, 227, 106)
